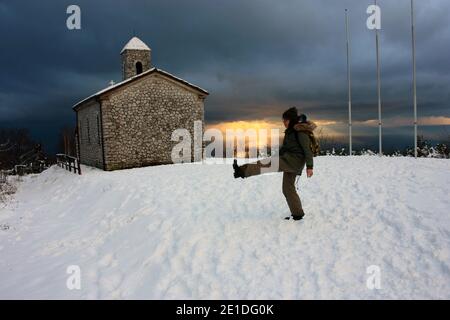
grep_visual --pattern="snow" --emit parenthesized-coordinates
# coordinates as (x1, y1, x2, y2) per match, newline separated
(120, 37, 151, 53)
(0, 156, 449, 299)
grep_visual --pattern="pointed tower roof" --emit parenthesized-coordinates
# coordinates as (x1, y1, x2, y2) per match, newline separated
(120, 37, 151, 54)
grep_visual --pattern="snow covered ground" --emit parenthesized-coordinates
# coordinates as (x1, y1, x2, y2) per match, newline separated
(0, 156, 449, 299)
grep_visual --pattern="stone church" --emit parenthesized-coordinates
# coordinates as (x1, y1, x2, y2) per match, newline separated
(73, 37, 208, 171)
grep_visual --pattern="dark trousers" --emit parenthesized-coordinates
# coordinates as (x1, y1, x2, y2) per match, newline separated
(239, 157, 305, 217)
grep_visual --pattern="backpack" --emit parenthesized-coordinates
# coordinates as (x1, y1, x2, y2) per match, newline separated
(295, 130, 320, 157)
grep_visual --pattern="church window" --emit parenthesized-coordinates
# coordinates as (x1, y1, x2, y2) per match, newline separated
(136, 61, 143, 75)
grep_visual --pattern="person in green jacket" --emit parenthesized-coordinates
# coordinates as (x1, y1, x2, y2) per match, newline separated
(233, 107, 316, 221)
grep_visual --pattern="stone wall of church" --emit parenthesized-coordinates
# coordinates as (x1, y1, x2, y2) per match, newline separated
(100, 74, 205, 171)
(77, 101, 104, 169)
(121, 49, 151, 80)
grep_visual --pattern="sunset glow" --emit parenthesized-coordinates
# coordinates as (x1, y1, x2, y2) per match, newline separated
(205, 119, 342, 151)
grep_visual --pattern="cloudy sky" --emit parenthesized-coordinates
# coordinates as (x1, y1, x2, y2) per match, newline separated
(0, 0, 449, 152)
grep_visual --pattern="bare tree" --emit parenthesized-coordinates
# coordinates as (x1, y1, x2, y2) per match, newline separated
(0, 128, 36, 170)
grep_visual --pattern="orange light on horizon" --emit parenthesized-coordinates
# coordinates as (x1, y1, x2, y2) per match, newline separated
(206, 118, 342, 149)
(206, 120, 281, 150)
(207, 118, 338, 131)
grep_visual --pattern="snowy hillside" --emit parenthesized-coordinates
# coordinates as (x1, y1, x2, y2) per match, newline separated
(0, 156, 449, 299)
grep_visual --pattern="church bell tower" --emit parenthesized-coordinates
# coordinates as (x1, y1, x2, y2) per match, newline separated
(120, 37, 152, 80)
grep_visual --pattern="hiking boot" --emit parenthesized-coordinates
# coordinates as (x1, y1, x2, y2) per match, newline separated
(233, 159, 245, 179)
(285, 214, 305, 221)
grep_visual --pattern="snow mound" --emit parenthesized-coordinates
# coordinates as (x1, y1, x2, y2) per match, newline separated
(0, 156, 449, 299)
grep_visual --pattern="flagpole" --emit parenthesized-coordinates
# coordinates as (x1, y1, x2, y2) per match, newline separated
(345, 9, 352, 156)
(375, 0, 382, 156)
(411, 0, 418, 158)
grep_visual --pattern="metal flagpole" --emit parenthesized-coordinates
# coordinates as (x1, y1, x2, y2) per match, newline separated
(345, 9, 353, 156)
(411, 0, 418, 158)
(375, 0, 382, 156)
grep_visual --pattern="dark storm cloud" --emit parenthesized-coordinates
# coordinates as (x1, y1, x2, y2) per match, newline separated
(0, 0, 449, 151)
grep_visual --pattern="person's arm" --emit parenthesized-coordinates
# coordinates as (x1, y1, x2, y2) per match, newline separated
(297, 132, 313, 170)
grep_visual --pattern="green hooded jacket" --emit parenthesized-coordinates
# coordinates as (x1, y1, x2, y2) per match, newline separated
(279, 121, 317, 174)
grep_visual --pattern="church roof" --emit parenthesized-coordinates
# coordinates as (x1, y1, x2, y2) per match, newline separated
(73, 68, 209, 110)
(120, 37, 151, 54)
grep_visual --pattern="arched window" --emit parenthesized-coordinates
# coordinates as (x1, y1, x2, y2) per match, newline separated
(135, 61, 143, 75)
